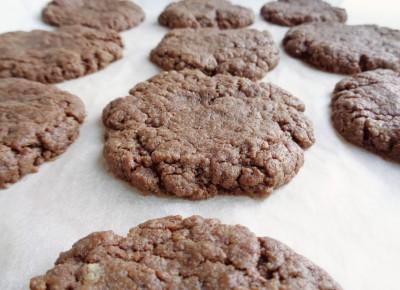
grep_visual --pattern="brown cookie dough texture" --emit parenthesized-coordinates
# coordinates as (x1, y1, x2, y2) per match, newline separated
(43, 0, 145, 32)
(0, 25, 123, 84)
(150, 28, 279, 80)
(30, 215, 342, 290)
(102, 70, 314, 200)
(261, 0, 347, 27)
(332, 69, 400, 162)
(283, 23, 400, 74)
(159, 0, 255, 29)
(0, 78, 85, 189)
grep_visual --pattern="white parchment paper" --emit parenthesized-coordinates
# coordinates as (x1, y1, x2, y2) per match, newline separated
(0, 1, 399, 289)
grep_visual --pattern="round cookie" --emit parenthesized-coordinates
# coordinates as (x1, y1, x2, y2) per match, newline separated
(30, 215, 342, 290)
(150, 28, 279, 80)
(0, 78, 85, 189)
(102, 70, 315, 200)
(332, 69, 400, 162)
(0, 25, 123, 84)
(261, 0, 347, 27)
(158, 0, 255, 29)
(42, 0, 145, 32)
(283, 23, 400, 74)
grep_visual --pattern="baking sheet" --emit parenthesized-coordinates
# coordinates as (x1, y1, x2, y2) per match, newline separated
(0, 0, 399, 289)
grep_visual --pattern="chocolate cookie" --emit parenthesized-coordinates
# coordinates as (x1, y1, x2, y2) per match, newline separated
(102, 70, 314, 200)
(42, 0, 145, 32)
(0, 25, 123, 84)
(332, 69, 400, 162)
(261, 0, 347, 27)
(30, 215, 342, 290)
(283, 23, 400, 74)
(150, 28, 279, 80)
(158, 0, 255, 29)
(0, 78, 85, 189)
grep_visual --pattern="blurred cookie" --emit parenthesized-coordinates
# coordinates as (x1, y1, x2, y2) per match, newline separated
(261, 0, 346, 26)
(332, 69, 400, 162)
(159, 0, 254, 29)
(102, 70, 314, 200)
(0, 26, 123, 84)
(0, 78, 85, 188)
(150, 28, 279, 80)
(43, 0, 145, 32)
(30, 215, 342, 290)
(283, 23, 400, 74)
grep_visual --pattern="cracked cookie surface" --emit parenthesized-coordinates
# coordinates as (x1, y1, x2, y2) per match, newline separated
(283, 23, 400, 74)
(43, 0, 145, 32)
(0, 25, 123, 84)
(30, 215, 342, 290)
(102, 70, 314, 200)
(332, 69, 400, 162)
(150, 28, 279, 80)
(158, 0, 254, 29)
(261, 0, 347, 27)
(0, 78, 85, 188)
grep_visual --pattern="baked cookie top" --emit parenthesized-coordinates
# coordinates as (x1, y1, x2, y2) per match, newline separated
(43, 0, 145, 32)
(30, 215, 342, 290)
(0, 25, 123, 84)
(0, 78, 85, 188)
(332, 69, 400, 162)
(283, 23, 400, 74)
(158, 0, 255, 29)
(102, 70, 314, 200)
(261, 0, 347, 27)
(150, 28, 279, 80)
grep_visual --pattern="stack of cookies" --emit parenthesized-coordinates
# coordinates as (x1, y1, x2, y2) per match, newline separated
(0, 0, 399, 289)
